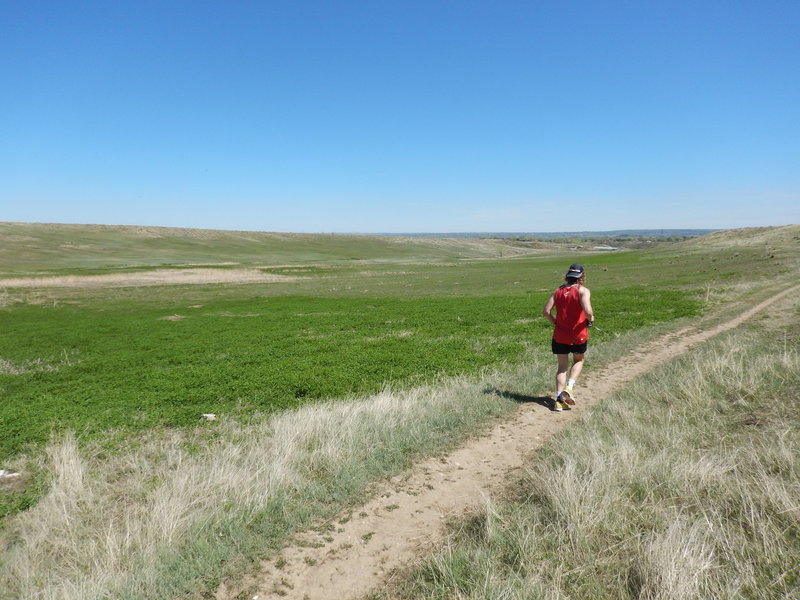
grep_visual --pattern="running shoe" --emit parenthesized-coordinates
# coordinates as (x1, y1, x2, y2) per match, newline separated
(551, 395, 563, 412)
(562, 385, 576, 405)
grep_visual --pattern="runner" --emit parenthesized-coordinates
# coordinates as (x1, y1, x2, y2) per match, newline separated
(542, 263, 594, 411)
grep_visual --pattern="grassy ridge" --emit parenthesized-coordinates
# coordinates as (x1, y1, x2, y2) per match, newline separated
(0, 222, 524, 272)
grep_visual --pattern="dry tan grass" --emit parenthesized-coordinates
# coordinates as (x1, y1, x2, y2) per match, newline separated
(685, 224, 800, 248)
(0, 292, 22, 308)
(637, 519, 716, 600)
(0, 352, 79, 375)
(0, 369, 512, 600)
(0, 268, 299, 288)
(364, 330, 413, 341)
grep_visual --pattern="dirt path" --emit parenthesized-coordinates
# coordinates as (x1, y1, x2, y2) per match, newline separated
(216, 286, 798, 600)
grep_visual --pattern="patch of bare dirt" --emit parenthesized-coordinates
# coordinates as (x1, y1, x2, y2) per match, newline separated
(0, 269, 300, 288)
(0, 470, 27, 493)
(215, 284, 798, 600)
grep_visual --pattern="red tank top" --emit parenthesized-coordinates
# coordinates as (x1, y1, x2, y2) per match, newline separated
(552, 284, 590, 345)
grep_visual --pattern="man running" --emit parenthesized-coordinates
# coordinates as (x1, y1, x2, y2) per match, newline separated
(542, 263, 594, 411)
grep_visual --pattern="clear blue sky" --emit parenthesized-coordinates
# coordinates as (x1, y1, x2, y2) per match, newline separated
(2, 1, 798, 233)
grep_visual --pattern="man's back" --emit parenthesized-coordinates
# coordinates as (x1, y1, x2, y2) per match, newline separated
(553, 284, 589, 345)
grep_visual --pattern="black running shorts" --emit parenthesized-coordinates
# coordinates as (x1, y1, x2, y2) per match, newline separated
(551, 339, 588, 355)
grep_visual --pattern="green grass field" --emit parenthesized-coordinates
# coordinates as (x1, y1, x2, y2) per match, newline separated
(1, 288, 702, 460)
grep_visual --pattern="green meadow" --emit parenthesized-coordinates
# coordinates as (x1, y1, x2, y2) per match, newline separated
(2, 288, 699, 460)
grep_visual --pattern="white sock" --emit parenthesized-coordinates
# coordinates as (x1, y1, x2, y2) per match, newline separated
(568, 379, 576, 388)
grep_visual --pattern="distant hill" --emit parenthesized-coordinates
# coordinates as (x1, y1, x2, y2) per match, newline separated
(0, 222, 537, 272)
(3, 222, 795, 274)
(680, 224, 800, 248)
(364, 229, 718, 239)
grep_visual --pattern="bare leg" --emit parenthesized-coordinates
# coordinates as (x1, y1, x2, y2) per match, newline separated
(555, 354, 570, 398)
(568, 353, 585, 383)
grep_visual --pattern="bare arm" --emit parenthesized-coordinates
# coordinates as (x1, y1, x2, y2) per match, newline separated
(580, 286, 594, 322)
(543, 293, 557, 324)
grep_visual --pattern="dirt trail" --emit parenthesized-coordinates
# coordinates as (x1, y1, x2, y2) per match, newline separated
(217, 286, 798, 600)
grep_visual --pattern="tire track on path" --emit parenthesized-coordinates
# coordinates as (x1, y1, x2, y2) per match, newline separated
(217, 285, 798, 600)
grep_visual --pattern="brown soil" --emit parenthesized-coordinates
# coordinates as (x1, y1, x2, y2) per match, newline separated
(216, 285, 798, 600)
